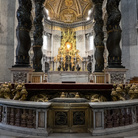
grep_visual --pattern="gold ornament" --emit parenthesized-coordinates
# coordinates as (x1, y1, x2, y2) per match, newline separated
(60, 92, 66, 98)
(65, 0, 73, 7)
(54, 29, 82, 71)
(75, 92, 80, 98)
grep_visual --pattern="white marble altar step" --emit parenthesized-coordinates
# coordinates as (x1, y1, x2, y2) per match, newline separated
(0, 129, 138, 138)
(48, 71, 89, 83)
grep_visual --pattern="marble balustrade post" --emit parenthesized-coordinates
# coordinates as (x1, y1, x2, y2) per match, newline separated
(13, 0, 32, 67)
(33, 0, 45, 72)
(106, 0, 124, 68)
(92, 0, 105, 72)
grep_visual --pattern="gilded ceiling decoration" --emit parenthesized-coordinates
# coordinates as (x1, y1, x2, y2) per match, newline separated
(44, 0, 93, 23)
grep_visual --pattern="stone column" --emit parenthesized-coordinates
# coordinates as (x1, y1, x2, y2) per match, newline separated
(33, 0, 45, 72)
(106, 0, 123, 68)
(92, 0, 105, 72)
(13, 0, 32, 67)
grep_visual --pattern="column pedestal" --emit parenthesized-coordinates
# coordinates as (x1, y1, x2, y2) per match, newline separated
(30, 72, 45, 83)
(9, 68, 33, 83)
(93, 72, 105, 83)
(104, 68, 127, 84)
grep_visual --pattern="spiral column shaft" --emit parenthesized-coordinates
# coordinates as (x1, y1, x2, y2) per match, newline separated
(14, 0, 32, 67)
(92, 0, 105, 72)
(106, 0, 124, 68)
(33, 0, 45, 72)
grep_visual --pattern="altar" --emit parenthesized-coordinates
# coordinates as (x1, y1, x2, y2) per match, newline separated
(48, 71, 89, 83)
(47, 29, 90, 83)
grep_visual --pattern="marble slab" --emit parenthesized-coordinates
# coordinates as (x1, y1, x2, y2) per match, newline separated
(48, 71, 89, 83)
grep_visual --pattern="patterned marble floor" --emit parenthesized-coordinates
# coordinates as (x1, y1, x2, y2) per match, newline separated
(0, 129, 138, 138)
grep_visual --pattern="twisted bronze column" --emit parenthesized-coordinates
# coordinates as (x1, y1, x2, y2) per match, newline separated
(106, 0, 124, 68)
(33, 0, 45, 72)
(13, 0, 32, 67)
(92, 0, 105, 72)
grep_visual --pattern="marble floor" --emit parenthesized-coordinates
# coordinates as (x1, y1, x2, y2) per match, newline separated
(0, 129, 138, 138)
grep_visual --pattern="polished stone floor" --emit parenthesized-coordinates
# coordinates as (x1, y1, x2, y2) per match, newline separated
(0, 129, 138, 138)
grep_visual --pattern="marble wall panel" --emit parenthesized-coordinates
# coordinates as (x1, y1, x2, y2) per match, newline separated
(76, 30, 86, 58)
(121, 0, 138, 80)
(0, 0, 16, 82)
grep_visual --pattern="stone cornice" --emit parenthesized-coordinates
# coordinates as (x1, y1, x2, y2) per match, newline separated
(44, 18, 93, 28)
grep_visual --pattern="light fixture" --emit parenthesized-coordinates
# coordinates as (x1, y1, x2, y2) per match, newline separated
(47, 17, 50, 20)
(87, 17, 90, 21)
(45, 9, 49, 14)
(88, 9, 92, 15)
(67, 44, 71, 49)
(65, 42, 72, 51)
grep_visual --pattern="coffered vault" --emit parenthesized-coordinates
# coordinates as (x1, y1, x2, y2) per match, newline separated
(44, 0, 93, 23)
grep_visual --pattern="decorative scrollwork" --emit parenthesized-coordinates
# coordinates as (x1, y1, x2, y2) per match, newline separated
(73, 111, 85, 125)
(110, 73, 124, 84)
(13, 72, 27, 83)
(55, 111, 67, 125)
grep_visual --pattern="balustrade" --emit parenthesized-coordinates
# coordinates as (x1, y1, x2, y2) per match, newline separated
(104, 107, 133, 129)
(0, 98, 51, 136)
(89, 100, 138, 136)
(0, 98, 137, 136)
(5, 107, 36, 128)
